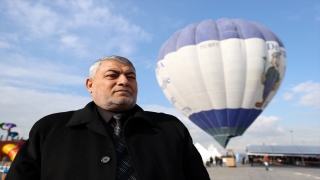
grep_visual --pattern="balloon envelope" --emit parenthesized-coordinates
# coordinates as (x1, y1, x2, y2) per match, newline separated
(155, 18, 286, 148)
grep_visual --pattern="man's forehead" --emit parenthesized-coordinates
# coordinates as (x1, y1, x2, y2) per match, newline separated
(100, 60, 135, 71)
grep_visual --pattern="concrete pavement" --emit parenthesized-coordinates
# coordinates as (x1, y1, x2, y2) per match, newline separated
(206, 164, 320, 180)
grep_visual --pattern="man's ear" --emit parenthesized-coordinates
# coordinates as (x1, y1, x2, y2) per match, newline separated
(85, 78, 93, 93)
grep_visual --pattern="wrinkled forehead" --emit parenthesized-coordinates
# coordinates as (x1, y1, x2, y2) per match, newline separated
(100, 60, 136, 72)
(101, 56, 135, 70)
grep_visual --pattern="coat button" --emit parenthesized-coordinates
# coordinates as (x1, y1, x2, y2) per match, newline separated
(101, 156, 110, 163)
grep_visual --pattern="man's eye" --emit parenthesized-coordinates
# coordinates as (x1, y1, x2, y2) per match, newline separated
(106, 74, 118, 78)
(127, 76, 136, 80)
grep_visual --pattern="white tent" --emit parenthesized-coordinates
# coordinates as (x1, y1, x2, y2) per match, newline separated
(194, 143, 222, 164)
(207, 144, 222, 158)
(194, 142, 211, 163)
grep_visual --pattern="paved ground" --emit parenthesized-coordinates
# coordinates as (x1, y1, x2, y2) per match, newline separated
(207, 164, 320, 180)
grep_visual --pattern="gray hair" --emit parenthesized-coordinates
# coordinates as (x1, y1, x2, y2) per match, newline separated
(89, 55, 135, 78)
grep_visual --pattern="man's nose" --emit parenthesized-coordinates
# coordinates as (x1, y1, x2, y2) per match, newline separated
(118, 75, 129, 86)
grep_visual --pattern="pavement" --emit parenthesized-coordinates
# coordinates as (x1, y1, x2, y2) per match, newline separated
(206, 164, 320, 180)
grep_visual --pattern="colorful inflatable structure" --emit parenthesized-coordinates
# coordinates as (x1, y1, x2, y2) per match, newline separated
(0, 123, 25, 179)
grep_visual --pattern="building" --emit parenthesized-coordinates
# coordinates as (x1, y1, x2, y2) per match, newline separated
(246, 145, 320, 167)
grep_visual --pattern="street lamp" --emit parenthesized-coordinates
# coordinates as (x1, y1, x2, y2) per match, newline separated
(290, 130, 294, 145)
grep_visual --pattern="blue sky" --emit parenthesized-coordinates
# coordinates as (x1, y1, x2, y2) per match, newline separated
(0, 0, 319, 153)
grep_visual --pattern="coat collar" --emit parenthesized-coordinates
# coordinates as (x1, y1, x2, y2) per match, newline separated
(66, 101, 156, 129)
(129, 105, 156, 127)
(66, 101, 97, 127)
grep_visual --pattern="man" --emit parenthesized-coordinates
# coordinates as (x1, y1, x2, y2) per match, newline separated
(263, 156, 269, 171)
(255, 52, 281, 108)
(215, 156, 218, 166)
(6, 56, 210, 180)
(248, 156, 253, 167)
(209, 156, 213, 167)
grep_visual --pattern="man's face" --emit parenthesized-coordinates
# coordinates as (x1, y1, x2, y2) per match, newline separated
(86, 60, 138, 112)
(271, 57, 280, 68)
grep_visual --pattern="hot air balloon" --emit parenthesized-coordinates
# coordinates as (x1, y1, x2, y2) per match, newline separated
(155, 18, 286, 148)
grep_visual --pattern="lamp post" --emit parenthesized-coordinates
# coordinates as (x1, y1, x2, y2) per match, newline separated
(290, 130, 295, 166)
(290, 130, 294, 145)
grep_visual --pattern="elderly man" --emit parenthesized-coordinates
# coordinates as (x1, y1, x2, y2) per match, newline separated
(6, 56, 210, 180)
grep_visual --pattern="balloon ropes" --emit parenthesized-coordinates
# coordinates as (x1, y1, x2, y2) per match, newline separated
(155, 18, 286, 148)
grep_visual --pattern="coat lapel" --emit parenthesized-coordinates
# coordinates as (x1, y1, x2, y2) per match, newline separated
(86, 118, 109, 137)
(66, 101, 109, 137)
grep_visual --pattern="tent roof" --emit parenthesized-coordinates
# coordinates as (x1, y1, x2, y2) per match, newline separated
(247, 145, 320, 157)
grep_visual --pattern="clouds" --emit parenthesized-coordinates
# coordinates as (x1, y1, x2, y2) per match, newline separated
(2, 0, 152, 57)
(0, 85, 91, 139)
(285, 5, 320, 22)
(0, 41, 15, 50)
(141, 104, 293, 153)
(144, 104, 320, 153)
(0, 54, 86, 90)
(5, 0, 61, 37)
(282, 92, 294, 100)
(245, 116, 286, 137)
(282, 81, 320, 108)
(59, 34, 89, 57)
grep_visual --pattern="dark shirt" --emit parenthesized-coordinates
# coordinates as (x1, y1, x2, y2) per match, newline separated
(95, 105, 116, 138)
(94, 105, 134, 139)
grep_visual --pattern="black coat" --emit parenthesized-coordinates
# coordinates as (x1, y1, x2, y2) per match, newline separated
(6, 102, 210, 180)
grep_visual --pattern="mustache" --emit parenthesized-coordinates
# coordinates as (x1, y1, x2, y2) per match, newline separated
(113, 87, 133, 93)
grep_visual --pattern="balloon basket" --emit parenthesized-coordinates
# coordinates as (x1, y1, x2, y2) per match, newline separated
(225, 149, 237, 167)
